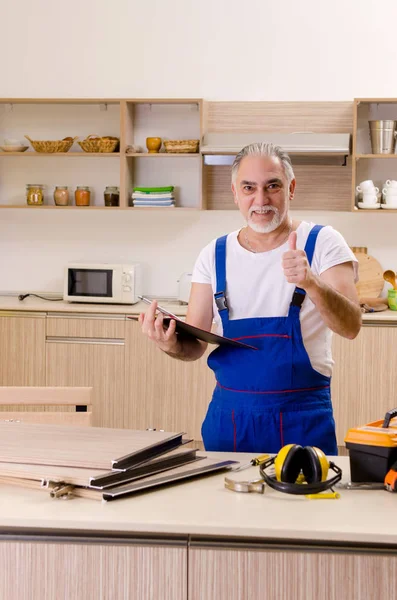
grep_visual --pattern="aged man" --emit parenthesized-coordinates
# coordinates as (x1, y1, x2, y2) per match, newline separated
(139, 143, 362, 454)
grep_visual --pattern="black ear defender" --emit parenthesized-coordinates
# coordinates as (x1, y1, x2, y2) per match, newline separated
(259, 443, 342, 495)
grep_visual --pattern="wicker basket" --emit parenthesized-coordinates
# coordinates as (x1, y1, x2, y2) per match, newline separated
(163, 139, 199, 153)
(78, 134, 119, 153)
(25, 135, 77, 153)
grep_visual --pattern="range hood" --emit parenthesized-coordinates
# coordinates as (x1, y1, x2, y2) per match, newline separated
(201, 132, 351, 165)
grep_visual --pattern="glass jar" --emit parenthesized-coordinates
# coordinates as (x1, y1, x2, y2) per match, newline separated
(54, 186, 69, 206)
(75, 186, 91, 206)
(26, 184, 44, 206)
(104, 186, 120, 207)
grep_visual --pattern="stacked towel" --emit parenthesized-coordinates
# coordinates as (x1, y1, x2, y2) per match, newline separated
(132, 186, 175, 208)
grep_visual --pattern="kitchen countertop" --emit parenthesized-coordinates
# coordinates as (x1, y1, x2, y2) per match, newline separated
(0, 295, 395, 323)
(0, 454, 394, 546)
(0, 295, 188, 316)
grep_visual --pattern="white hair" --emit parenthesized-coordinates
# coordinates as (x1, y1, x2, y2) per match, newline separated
(231, 142, 295, 185)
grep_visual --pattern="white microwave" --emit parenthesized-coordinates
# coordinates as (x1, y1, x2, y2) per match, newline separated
(64, 263, 142, 304)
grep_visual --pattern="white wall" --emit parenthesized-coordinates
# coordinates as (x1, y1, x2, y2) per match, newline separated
(1, 0, 397, 296)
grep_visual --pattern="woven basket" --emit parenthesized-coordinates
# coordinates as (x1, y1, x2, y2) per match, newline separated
(25, 135, 77, 153)
(163, 139, 199, 153)
(78, 134, 119, 153)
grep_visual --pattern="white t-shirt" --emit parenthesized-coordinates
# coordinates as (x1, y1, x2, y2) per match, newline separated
(191, 221, 358, 377)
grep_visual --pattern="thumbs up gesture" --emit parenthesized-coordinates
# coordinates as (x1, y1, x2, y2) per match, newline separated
(282, 231, 314, 289)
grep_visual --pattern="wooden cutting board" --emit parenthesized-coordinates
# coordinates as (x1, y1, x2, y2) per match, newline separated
(351, 247, 384, 299)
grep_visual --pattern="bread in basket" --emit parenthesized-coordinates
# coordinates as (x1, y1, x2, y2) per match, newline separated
(163, 139, 199, 153)
(78, 134, 120, 153)
(25, 135, 77, 153)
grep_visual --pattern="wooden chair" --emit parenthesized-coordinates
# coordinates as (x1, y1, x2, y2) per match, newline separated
(0, 387, 93, 426)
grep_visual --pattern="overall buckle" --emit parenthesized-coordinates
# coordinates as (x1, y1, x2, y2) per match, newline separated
(214, 292, 228, 311)
(292, 290, 305, 307)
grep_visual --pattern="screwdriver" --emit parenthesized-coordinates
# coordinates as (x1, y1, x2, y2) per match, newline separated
(233, 454, 270, 471)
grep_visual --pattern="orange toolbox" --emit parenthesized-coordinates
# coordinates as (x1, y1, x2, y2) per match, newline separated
(345, 409, 397, 483)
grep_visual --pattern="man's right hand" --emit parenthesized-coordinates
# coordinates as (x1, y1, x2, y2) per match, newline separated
(138, 300, 180, 354)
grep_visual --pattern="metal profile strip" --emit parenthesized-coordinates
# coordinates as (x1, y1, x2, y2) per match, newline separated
(112, 433, 185, 470)
(103, 460, 237, 500)
(0, 311, 46, 318)
(0, 528, 187, 546)
(90, 451, 200, 489)
(188, 535, 397, 555)
(46, 336, 124, 345)
(47, 312, 126, 320)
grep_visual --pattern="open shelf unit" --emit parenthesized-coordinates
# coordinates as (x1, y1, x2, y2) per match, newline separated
(0, 98, 202, 210)
(353, 98, 397, 212)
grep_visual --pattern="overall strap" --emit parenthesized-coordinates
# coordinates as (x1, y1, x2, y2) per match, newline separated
(214, 235, 230, 328)
(289, 224, 325, 314)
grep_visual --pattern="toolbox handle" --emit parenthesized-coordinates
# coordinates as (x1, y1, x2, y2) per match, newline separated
(382, 408, 397, 428)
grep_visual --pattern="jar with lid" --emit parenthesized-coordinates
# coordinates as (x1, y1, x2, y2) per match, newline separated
(26, 184, 45, 206)
(54, 186, 69, 206)
(75, 186, 91, 206)
(104, 186, 119, 207)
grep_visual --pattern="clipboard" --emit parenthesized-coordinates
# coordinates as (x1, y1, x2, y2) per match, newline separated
(130, 297, 257, 350)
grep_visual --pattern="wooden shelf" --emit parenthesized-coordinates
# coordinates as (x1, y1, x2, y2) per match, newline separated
(356, 98, 397, 104)
(0, 205, 198, 210)
(0, 152, 120, 157)
(354, 208, 397, 212)
(126, 153, 200, 158)
(128, 207, 198, 211)
(0, 205, 124, 210)
(355, 154, 397, 159)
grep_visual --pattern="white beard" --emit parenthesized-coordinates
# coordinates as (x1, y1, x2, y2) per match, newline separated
(247, 205, 281, 233)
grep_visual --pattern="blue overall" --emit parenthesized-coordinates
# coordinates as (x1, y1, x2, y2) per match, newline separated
(201, 224, 338, 455)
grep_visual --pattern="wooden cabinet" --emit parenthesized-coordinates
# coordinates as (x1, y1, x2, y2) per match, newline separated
(0, 311, 46, 385)
(124, 319, 215, 441)
(331, 325, 396, 444)
(0, 540, 187, 600)
(202, 101, 353, 211)
(45, 314, 126, 428)
(188, 545, 396, 600)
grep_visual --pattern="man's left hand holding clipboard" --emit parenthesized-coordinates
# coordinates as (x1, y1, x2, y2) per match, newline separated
(136, 296, 207, 361)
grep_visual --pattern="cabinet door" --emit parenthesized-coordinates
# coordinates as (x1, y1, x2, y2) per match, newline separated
(189, 546, 397, 600)
(331, 326, 396, 444)
(0, 312, 46, 385)
(124, 320, 215, 441)
(0, 541, 187, 600)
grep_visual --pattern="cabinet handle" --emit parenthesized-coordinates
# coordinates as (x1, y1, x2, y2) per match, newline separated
(46, 336, 124, 346)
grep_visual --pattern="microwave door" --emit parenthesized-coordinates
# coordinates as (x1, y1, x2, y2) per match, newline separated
(68, 268, 113, 298)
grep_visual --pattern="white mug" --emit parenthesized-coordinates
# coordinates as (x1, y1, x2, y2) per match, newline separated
(385, 179, 397, 189)
(356, 180, 376, 193)
(361, 193, 378, 205)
